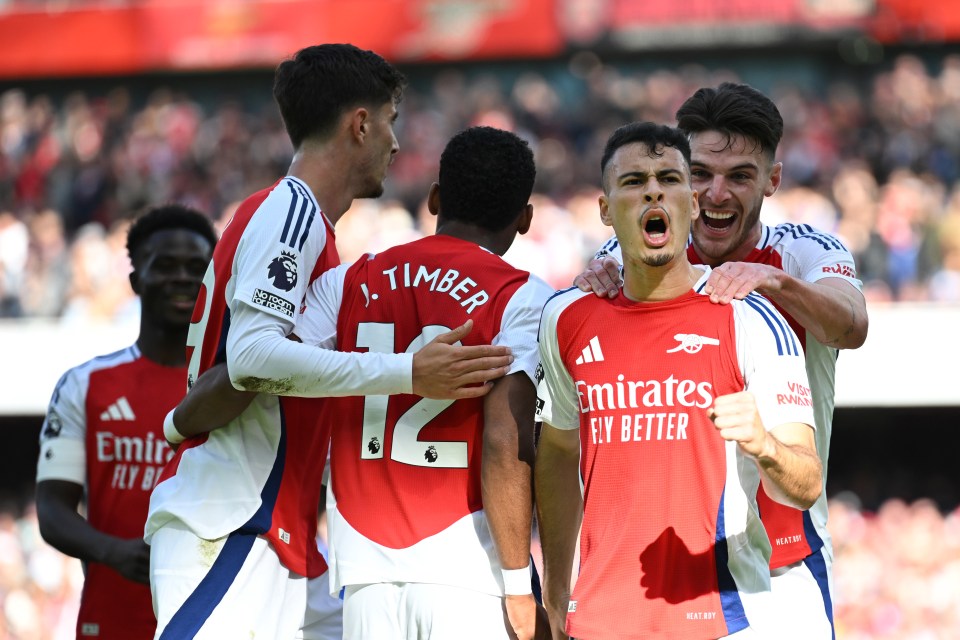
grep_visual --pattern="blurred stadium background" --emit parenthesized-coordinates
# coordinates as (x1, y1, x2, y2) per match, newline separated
(0, 0, 958, 637)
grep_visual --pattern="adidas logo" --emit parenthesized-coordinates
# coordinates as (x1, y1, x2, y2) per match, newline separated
(100, 397, 136, 421)
(575, 336, 605, 364)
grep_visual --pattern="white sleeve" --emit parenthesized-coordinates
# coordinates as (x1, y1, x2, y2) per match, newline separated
(735, 294, 816, 431)
(227, 302, 413, 397)
(295, 263, 349, 350)
(231, 179, 324, 331)
(36, 369, 87, 484)
(593, 235, 623, 263)
(496, 275, 555, 387)
(780, 229, 863, 290)
(537, 295, 581, 430)
(225, 183, 413, 397)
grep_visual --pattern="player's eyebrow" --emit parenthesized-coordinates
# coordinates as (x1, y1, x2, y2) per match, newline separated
(618, 168, 685, 181)
(691, 160, 758, 173)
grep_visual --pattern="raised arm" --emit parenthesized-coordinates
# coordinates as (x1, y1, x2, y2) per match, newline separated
(535, 423, 582, 640)
(482, 372, 540, 640)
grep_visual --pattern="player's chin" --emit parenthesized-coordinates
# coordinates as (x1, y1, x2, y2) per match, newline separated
(358, 179, 386, 200)
(163, 308, 195, 328)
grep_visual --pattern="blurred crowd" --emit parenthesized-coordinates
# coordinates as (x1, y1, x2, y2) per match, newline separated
(2, 52, 960, 322)
(0, 496, 957, 639)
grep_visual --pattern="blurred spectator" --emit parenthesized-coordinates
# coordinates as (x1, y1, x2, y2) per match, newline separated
(1, 53, 960, 319)
(829, 496, 960, 639)
(19, 210, 69, 318)
(2, 495, 958, 638)
(928, 186, 960, 302)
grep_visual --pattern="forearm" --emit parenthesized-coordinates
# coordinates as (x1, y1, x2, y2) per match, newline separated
(482, 425, 534, 571)
(754, 434, 822, 510)
(175, 364, 256, 437)
(482, 376, 536, 572)
(534, 427, 582, 608)
(36, 487, 122, 564)
(762, 275, 867, 349)
(228, 303, 412, 397)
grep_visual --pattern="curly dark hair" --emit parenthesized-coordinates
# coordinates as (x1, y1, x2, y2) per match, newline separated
(438, 126, 536, 232)
(126, 204, 218, 266)
(600, 122, 692, 189)
(675, 82, 783, 158)
(273, 43, 406, 148)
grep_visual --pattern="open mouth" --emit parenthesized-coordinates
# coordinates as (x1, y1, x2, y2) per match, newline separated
(702, 210, 736, 231)
(642, 211, 670, 247)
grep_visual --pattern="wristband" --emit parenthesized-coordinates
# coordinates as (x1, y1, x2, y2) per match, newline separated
(163, 409, 186, 445)
(501, 565, 533, 596)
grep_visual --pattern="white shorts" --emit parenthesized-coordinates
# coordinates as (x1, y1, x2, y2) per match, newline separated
(342, 582, 510, 640)
(768, 547, 835, 640)
(150, 522, 342, 639)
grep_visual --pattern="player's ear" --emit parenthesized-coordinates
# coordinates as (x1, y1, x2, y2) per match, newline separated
(517, 203, 533, 235)
(349, 107, 370, 143)
(427, 183, 441, 217)
(129, 269, 141, 296)
(599, 194, 613, 227)
(765, 161, 783, 197)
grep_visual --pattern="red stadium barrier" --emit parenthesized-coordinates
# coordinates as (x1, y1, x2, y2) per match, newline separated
(0, 0, 563, 78)
(0, 0, 956, 79)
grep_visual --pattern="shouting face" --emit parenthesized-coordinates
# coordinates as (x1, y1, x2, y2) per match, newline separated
(687, 130, 782, 266)
(600, 141, 699, 270)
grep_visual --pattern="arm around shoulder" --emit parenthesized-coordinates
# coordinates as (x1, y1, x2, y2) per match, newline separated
(773, 274, 868, 349)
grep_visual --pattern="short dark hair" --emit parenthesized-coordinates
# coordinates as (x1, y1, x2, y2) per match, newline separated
(600, 122, 691, 185)
(126, 204, 218, 266)
(438, 127, 536, 232)
(273, 43, 406, 148)
(675, 82, 783, 158)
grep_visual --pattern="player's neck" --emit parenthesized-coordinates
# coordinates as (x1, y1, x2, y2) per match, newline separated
(621, 259, 701, 303)
(287, 148, 355, 225)
(435, 221, 508, 256)
(137, 324, 188, 367)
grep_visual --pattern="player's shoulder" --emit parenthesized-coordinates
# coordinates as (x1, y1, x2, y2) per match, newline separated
(510, 270, 554, 299)
(731, 293, 802, 357)
(49, 345, 139, 402)
(594, 235, 621, 261)
(64, 345, 139, 380)
(542, 286, 593, 317)
(765, 222, 849, 254)
(241, 176, 323, 242)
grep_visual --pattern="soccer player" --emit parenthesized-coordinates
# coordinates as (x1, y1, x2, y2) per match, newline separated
(301, 126, 552, 639)
(174, 126, 552, 640)
(145, 45, 513, 640)
(577, 84, 868, 638)
(537, 122, 822, 639)
(35, 205, 217, 640)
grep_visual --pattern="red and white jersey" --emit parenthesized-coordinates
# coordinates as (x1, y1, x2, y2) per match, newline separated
(538, 267, 815, 639)
(37, 345, 181, 640)
(595, 222, 861, 568)
(147, 177, 352, 579)
(295, 235, 554, 596)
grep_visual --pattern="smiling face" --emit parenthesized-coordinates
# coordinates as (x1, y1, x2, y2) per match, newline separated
(688, 130, 782, 266)
(600, 142, 699, 269)
(132, 229, 213, 331)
